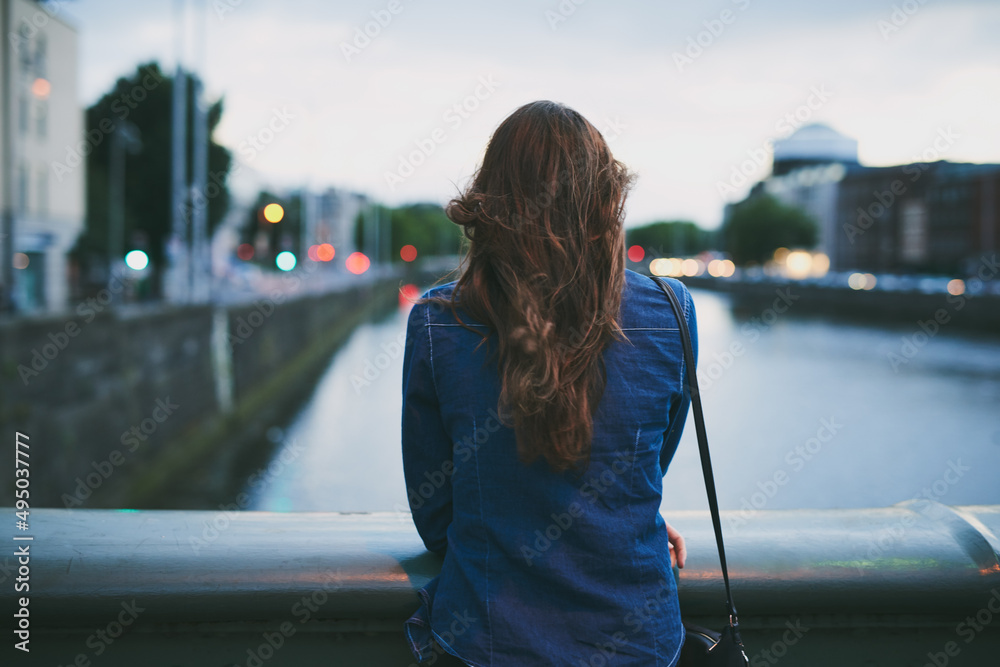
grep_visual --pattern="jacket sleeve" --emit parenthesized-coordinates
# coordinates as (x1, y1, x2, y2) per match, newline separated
(401, 300, 453, 554)
(661, 282, 698, 476)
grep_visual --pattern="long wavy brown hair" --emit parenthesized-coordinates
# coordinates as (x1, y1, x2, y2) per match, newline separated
(420, 100, 635, 473)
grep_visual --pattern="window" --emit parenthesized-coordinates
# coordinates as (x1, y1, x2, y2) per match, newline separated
(35, 34, 47, 79)
(19, 95, 29, 134)
(17, 164, 29, 215)
(37, 100, 48, 139)
(18, 23, 32, 73)
(37, 167, 48, 218)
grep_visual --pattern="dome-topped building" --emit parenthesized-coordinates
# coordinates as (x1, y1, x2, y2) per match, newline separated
(772, 123, 859, 176)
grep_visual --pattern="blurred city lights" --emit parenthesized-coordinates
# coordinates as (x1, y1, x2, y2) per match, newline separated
(400, 283, 421, 306)
(773, 247, 790, 264)
(124, 250, 149, 271)
(317, 243, 335, 262)
(811, 253, 831, 277)
(848, 272, 877, 290)
(947, 279, 966, 296)
(785, 251, 813, 280)
(12, 253, 29, 270)
(237, 243, 255, 261)
(307, 245, 320, 262)
(31, 78, 50, 99)
(681, 258, 703, 277)
(707, 259, 736, 278)
(275, 251, 297, 271)
(346, 252, 371, 275)
(400, 244, 417, 262)
(627, 245, 645, 263)
(263, 203, 284, 223)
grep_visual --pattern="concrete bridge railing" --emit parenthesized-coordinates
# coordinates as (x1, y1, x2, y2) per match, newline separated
(4, 502, 999, 666)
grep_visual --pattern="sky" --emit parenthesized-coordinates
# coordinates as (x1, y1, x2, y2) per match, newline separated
(58, 0, 1000, 230)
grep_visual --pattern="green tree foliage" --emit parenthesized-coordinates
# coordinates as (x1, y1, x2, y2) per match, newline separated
(723, 194, 818, 265)
(73, 62, 231, 294)
(625, 220, 716, 257)
(355, 203, 464, 263)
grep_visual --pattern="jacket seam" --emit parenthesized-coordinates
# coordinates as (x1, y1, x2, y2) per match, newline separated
(423, 305, 441, 397)
(471, 414, 492, 663)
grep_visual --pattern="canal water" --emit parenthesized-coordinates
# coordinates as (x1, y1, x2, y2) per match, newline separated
(246, 286, 1000, 515)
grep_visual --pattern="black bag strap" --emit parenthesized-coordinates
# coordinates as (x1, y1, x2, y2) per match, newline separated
(652, 276, 740, 628)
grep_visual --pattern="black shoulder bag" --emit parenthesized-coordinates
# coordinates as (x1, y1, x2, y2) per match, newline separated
(652, 276, 750, 667)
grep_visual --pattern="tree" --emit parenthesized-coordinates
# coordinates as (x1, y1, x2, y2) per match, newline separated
(625, 220, 716, 257)
(355, 203, 464, 263)
(73, 62, 232, 296)
(723, 194, 818, 266)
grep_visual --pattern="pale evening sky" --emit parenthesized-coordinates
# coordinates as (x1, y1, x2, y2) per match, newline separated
(60, 0, 1000, 230)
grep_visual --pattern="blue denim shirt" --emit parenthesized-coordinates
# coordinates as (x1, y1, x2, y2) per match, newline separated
(401, 269, 697, 666)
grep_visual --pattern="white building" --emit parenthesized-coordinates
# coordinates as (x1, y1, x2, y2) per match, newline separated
(304, 187, 367, 263)
(0, 0, 83, 313)
(766, 124, 858, 262)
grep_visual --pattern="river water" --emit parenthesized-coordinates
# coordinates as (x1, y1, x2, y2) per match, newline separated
(246, 287, 1000, 515)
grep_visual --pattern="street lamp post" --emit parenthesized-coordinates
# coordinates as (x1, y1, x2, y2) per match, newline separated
(107, 120, 141, 297)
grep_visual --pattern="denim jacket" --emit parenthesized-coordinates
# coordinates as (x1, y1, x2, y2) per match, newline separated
(401, 269, 697, 666)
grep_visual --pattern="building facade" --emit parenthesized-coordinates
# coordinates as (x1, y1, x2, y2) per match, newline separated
(0, 0, 83, 313)
(734, 123, 1000, 276)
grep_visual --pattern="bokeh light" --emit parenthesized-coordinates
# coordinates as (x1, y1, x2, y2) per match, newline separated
(346, 252, 370, 274)
(124, 250, 149, 271)
(317, 243, 335, 262)
(947, 279, 966, 296)
(13, 253, 29, 270)
(307, 245, 320, 262)
(785, 251, 812, 280)
(849, 272, 877, 290)
(400, 283, 421, 306)
(237, 243, 254, 261)
(32, 78, 50, 98)
(275, 251, 296, 271)
(263, 203, 284, 223)
(627, 245, 645, 263)
(400, 244, 417, 262)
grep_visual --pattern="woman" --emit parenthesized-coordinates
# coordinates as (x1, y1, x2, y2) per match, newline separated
(401, 100, 696, 666)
